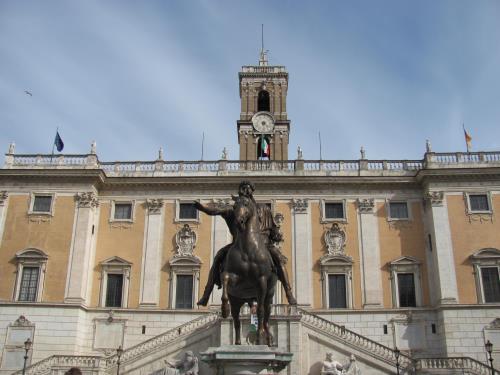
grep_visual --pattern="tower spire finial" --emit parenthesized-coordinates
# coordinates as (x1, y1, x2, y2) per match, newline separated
(259, 24, 268, 66)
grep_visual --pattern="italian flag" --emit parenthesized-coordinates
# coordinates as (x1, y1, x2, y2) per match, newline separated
(261, 136, 270, 157)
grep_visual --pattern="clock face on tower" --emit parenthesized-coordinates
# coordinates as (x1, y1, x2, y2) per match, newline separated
(252, 112, 275, 133)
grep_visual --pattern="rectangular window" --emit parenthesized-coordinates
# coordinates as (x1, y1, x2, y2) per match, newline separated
(175, 274, 194, 309)
(328, 274, 347, 308)
(114, 203, 132, 220)
(18, 267, 39, 302)
(481, 267, 500, 303)
(325, 202, 345, 219)
(32, 195, 52, 213)
(179, 203, 198, 220)
(105, 274, 123, 307)
(397, 273, 416, 307)
(389, 202, 409, 219)
(469, 194, 490, 212)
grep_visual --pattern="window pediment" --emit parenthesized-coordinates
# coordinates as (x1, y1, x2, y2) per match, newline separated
(320, 254, 353, 267)
(390, 256, 421, 268)
(470, 248, 500, 264)
(15, 248, 48, 261)
(169, 255, 202, 267)
(99, 256, 132, 267)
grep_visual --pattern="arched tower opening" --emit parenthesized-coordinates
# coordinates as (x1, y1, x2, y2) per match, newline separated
(257, 90, 270, 112)
(257, 135, 271, 160)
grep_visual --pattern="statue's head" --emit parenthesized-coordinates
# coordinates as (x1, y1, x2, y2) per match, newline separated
(238, 180, 255, 198)
(184, 351, 194, 363)
(326, 352, 333, 361)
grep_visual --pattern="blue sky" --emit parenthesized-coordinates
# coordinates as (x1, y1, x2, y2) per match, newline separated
(1, 0, 499, 161)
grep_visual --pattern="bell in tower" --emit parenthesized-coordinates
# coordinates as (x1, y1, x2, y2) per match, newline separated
(237, 48, 290, 161)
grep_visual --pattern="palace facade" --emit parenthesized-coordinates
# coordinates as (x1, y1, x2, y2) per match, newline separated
(0, 52, 499, 375)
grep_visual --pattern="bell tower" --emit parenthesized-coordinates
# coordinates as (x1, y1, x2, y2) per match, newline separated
(237, 49, 290, 161)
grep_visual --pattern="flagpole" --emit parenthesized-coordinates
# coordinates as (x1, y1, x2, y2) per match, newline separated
(201, 132, 205, 160)
(319, 131, 322, 160)
(51, 127, 58, 163)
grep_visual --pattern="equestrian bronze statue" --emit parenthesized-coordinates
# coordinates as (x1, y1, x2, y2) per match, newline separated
(194, 181, 296, 345)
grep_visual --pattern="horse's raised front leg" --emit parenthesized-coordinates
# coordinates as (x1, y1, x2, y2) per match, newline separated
(230, 298, 244, 345)
(221, 272, 231, 318)
(256, 276, 268, 345)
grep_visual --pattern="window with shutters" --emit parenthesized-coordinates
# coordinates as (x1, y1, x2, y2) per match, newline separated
(14, 248, 48, 303)
(389, 256, 422, 308)
(397, 273, 417, 307)
(321, 200, 347, 222)
(320, 254, 353, 309)
(175, 201, 199, 222)
(99, 257, 131, 308)
(481, 267, 500, 303)
(175, 275, 194, 309)
(470, 249, 500, 304)
(110, 201, 135, 222)
(18, 267, 40, 302)
(105, 274, 124, 308)
(388, 201, 409, 220)
(328, 274, 347, 308)
(28, 193, 55, 215)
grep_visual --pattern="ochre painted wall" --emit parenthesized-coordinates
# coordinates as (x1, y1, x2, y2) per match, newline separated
(276, 202, 293, 304)
(91, 201, 146, 308)
(378, 201, 429, 308)
(447, 194, 500, 304)
(311, 201, 361, 309)
(0, 194, 74, 302)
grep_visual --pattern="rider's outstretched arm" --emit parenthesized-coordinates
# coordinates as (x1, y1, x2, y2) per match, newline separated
(194, 201, 230, 216)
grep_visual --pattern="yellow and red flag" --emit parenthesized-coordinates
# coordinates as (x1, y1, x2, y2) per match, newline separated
(463, 124, 472, 152)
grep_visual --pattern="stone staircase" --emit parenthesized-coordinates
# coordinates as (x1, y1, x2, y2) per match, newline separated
(14, 307, 495, 375)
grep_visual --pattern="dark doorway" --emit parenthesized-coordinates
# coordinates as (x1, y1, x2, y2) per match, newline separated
(258, 90, 270, 112)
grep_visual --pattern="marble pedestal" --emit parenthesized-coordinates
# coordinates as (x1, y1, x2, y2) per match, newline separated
(200, 345, 293, 375)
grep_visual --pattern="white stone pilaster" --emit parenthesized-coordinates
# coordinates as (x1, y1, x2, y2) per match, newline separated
(291, 199, 313, 306)
(139, 199, 164, 307)
(357, 199, 384, 308)
(65, 192, 99, 304)
(0, 191, 9, 247)
(425, 192, 459, 304)
(210, 214, 231, 305)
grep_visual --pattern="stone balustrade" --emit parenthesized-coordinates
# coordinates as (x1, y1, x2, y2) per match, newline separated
(415, 357, 494, 375)
(4, 151, 500, 178)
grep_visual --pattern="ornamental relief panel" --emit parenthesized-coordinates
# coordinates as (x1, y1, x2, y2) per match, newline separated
(175, 224, 197, 257)
(75, 192, 99, 208)
(324, 223, 346, 256)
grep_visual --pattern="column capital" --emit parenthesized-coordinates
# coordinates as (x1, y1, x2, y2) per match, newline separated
(75, 192, 99, 208)
(292, 198, 308, 213)
(0, 191, 8, 206)
(425, 191, 444, 207)
(146, 199, 164, 215)
(357, 198, 375, 213)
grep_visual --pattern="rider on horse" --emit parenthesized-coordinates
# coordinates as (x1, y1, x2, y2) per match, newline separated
(194, 181, 297, 306)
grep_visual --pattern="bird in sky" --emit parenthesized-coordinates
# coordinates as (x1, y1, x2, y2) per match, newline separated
(24, 90, 32, 96)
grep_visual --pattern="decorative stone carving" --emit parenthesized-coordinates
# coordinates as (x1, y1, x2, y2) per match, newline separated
(357, 198, 374, 213)
(164, 351, 199, 375)
(146, 199, 164, 215)
(75, 192, 99, 208)
(175, 224, 197, 257)
(321, 352, 343, 375)
(8, 142, 15, 154)
(213, 198, 232, 210)
(13, 315, 32, 327)
(426, 191, 444, 206)
(360, 146, 366, 160)
(324, 223, 346, 256)
(488, 318, 500, 329)
(90, 141, 97, 155)
(0, 191, 8, 205)
(426, 139, 432, 153)
(158, 147, 164, 161)
(292, 198, 308, 213)
(221, 147, 228, 160)
(297, 146, 303, 160)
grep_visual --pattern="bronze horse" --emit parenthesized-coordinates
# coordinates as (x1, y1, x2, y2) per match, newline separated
(220, 195, 277, 346)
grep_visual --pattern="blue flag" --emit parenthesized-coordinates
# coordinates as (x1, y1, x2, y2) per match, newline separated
(54, 131, 64, 152)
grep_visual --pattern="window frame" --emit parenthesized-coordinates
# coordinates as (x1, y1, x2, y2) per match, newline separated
(470, 248, 500, 304)
(168, 256, 201, 310)
(28, 192, 55, 216)
(320, 254, 353, 309)
(389, 256, 422, 308)
(99, 257, 131, 308)
(321, 199, 347, 223)
(465, 192, 492, 214)
(109, 200, 135, 223)
(175, 200, 200, 223)
(387, 200, 411, 221)
(14, 249, 48, 303)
